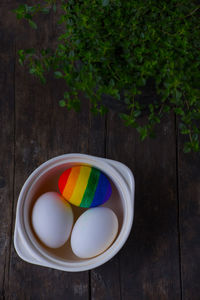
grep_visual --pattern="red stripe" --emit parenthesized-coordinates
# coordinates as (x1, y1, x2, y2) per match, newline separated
(58, 168, 72, 194)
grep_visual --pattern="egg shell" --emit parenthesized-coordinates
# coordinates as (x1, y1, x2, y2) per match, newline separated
(58, 166, 112, 208)
(71, 207, 118, 258)
(32, 192, 74, 248)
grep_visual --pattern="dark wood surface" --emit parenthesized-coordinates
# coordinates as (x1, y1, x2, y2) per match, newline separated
(0, 2, 200, 300)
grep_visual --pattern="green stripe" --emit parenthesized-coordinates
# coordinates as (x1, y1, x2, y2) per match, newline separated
(80, 168, 100, 208)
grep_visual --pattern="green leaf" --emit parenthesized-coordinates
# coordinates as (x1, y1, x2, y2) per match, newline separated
(91, 105, 99, 115)
(175, 90, 182, 100)
(41, 7, 50, 14)
(137, 126, 148, 141)
(192, 133, 199, 142)
(102, 0, 109, 7)
(40, 76, 46, 84)
(124, 97, 130, 104)
(174, 107, 184, 116)
(183, 142, 192, 153)
(70, 98, 80, 112)
(163, 105, 170, 113)
(99, 105, 108, 115)
(69, 50, 75, 58)
(18, 49, 24, 56)
(18, 49, 25, 65)
(64, 92, 70, 99)
(25, 48, 35, 55)
(149, 104, 154, 113)
(29, 68, 36, 74)
(54, 71, 63, 78)
(133, 110, 141, 118)
(19, 58, 24, 66)
(13, 0, 200, 153)
(59, 100, 66, 107)
(28, 20, 37, 29)
(179, 123, 190, 135)
(193, 140, 199, 152)
(120, 113, 129, 121)
(109, 79, 115, 87)
(53, 4, 57, 12)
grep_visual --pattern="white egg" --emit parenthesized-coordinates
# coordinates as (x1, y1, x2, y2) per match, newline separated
(32, 192, 73, 248)
(71, 207, 118, 258)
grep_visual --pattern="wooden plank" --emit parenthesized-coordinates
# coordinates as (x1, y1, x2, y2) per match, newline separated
(2, 2, 122, 298)
(0, 13, 15, 299)
(90, 257, 121, 300)
(8, 69, 90, 300)
(1, 2, 186, 299)
(87, 112, 121, 300)
(106, 111, 181, 300)
(178, 136, 200, 300)
(7, 6, 89, 300)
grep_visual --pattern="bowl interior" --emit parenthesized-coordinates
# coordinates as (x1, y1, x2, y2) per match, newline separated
(23, 162, 124, 263)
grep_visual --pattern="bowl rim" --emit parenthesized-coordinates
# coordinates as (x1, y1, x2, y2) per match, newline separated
(15, 153, 134, 271)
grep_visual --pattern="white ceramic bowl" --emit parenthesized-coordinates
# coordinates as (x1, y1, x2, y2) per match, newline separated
(14, 153, 135, 272)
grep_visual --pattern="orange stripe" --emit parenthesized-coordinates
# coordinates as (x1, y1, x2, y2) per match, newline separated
(62, 166, 81, 200)
(69, 166, 91, 206)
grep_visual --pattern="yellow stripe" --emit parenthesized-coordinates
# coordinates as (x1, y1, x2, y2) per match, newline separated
(62, 166, 81, 201)
(69, 166, 91, 206)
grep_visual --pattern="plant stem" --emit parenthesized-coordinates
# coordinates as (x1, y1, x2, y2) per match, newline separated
(107, 64, 121, 81)
(185, 6, 200, 17)
(130, 95, 135, 117)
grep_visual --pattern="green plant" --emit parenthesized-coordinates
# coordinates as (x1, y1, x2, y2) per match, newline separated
(14, 0, 200, 152)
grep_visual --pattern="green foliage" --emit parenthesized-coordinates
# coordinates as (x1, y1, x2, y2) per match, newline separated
(14, 0, 200, 152)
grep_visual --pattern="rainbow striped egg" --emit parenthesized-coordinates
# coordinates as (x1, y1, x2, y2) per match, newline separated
(58, 166, 112, 208)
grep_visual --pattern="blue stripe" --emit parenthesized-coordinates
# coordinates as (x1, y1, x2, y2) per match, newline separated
(90, 172, 109, 207)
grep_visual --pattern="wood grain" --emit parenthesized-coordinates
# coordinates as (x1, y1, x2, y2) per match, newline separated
(106, 112, 181, 300)
(7, 5, 89, 299)
(0, 7, 15, 298)
(1, 2, 200, 300)
(87, 112, 121, 300)
(178, 135, 200, 300)
(8, 66, 90, 300)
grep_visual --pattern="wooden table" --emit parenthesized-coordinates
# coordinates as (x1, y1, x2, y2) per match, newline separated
(1, 2, 200, 299)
